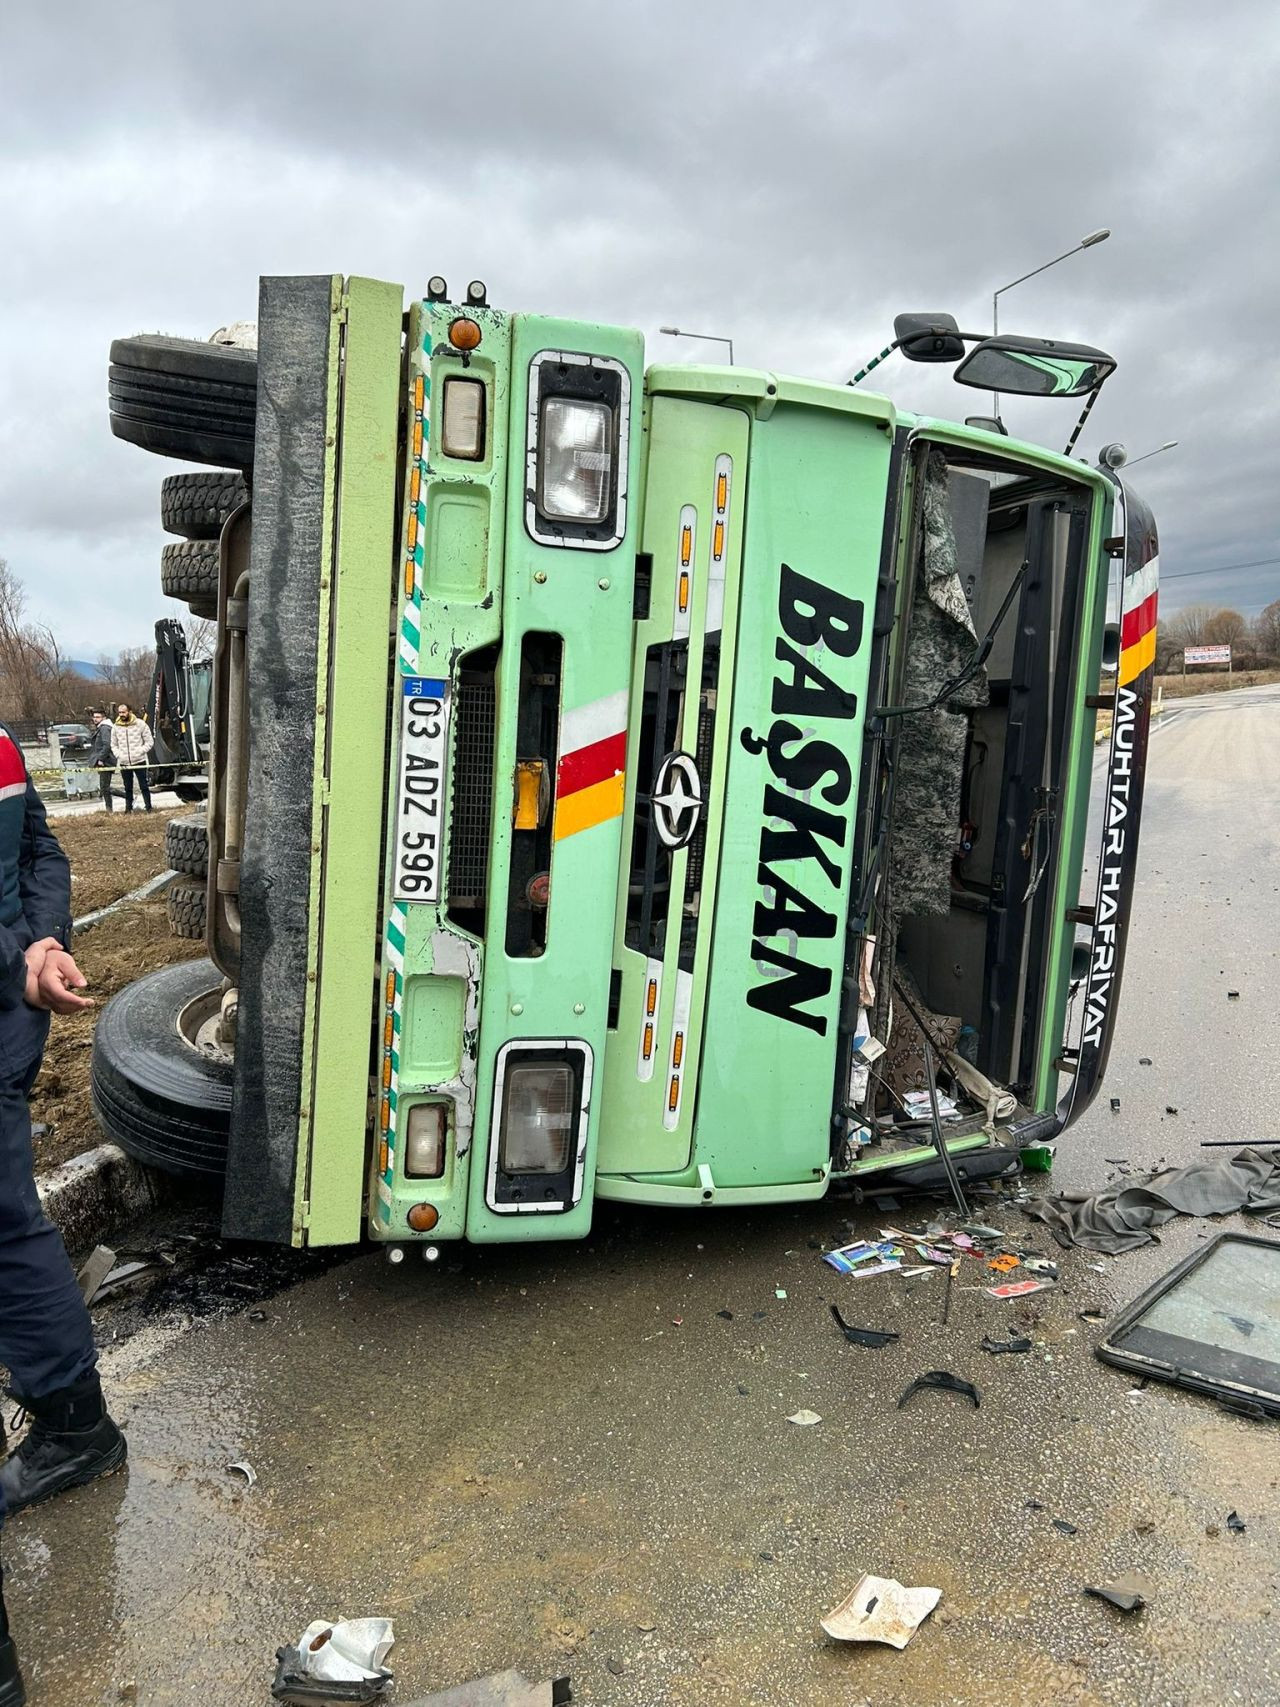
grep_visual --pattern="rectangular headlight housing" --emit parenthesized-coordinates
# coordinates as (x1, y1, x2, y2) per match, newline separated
(537, 397, 612, 523)
(525, 350, 631, 551)
(440, 376, 486, 461)
(487, 1040, 594, 1214)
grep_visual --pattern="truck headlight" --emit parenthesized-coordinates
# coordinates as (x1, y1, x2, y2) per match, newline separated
(537, 398, 613, 523)
(499, 1062, 574, 1173)
(488, 1040, 594, 1213)
(524, 350, 631, 551)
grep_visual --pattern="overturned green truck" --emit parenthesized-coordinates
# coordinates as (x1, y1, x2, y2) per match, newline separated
(93, 279, 1158, 1249)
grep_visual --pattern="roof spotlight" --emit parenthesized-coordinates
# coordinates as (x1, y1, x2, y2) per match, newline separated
(426, 275, 449, 303)
(466, 279, 488, 306)
(1098, 442, 1127, 469)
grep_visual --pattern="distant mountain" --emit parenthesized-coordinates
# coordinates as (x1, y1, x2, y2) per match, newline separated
(68, 660, 110, 681)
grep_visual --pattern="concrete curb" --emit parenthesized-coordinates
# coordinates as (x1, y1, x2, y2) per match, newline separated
(37, 1143, 168, 1250)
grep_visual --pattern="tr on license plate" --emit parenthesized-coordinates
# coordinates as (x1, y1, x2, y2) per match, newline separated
(393, 676, 449, 903)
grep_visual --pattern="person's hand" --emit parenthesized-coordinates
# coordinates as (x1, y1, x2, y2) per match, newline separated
(24, 941, 92, 1014)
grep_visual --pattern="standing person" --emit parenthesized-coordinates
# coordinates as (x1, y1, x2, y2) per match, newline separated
(89, 710, 116, 813)
(0, 724, 127, 1706)
(109, 703, 154, 813)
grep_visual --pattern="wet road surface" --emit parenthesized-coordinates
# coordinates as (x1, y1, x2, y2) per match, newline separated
(7, 682, 1280, 1707)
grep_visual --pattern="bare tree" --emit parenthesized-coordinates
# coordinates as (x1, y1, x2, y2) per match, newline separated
(0, 558, 86, 723)
(95, 646, 157, 716)
(1203, 608, 1249, 648)
(1254, 598, 1280, 660)
(184, 616, 215, 662)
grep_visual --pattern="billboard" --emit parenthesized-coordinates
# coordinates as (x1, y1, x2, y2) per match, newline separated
(1184, 644, 1232, 665)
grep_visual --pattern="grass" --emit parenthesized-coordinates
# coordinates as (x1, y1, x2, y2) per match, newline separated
(1154, 668, 1280, 700)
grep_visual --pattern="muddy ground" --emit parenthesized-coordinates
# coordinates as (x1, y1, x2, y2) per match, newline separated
(31, 808, 204, 1172)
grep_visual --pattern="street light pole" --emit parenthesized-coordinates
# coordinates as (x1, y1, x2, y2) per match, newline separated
(991, 228, 1110, 417)
(658, 326, 735, 365)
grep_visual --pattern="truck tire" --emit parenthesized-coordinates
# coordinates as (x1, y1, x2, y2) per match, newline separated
(91, 959, 232, 1183)
(166, 875, 207, 939)
(165, 815, 208, 878)
(161, 540, 219, 617)
(160, 471, 248, 540)
(109, 334, 257, 469)
(173, 781, 208, 804)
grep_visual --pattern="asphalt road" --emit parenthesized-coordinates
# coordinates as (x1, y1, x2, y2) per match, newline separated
(7, 684, 1280, 1707)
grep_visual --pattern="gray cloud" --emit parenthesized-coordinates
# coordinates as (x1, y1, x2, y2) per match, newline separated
(2, 0, 1277, 656)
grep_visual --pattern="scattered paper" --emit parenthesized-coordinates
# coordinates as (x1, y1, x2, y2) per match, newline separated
(821, 1573, 941, 1649)
(986, 1278, 1052, 1299)
(987, 1253, 1020, 1274)
(787, 1409, 822, 1427)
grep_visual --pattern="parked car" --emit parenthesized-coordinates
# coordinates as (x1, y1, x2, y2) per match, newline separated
(51, 722, 93, 759)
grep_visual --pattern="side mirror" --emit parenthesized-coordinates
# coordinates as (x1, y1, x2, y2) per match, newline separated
(954, 335, 1116, 398)
(894, 313, 965, 364)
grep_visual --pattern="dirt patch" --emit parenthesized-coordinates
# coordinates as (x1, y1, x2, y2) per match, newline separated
(1156, 667, 1280, 699)
(58, 806, 199, 919)
(32, 897, 206, 1173)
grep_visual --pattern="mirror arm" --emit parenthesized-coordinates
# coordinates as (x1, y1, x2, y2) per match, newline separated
(1060, 385, 1103, 460)
(848, 331, 988, 387)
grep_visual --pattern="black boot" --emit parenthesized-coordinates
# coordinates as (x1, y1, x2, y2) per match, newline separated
(0, 1373, 126, 1516)
(0, 1553, 26, 1706)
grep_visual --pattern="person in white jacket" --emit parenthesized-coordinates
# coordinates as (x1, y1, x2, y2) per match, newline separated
(109, 703, 154, 813)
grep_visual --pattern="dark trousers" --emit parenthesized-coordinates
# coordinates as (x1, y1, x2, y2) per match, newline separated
(120, 766, 151, 812)
(96, 766, 115, 811)
(0, 1055, 97, 1522)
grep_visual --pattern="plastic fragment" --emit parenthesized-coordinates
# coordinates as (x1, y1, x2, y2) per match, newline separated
(1227, 1510, 1246, 1533)
(775, 1289, 788, 1300)
(829, 1305, 899, 1349)
(1084, 1572, 1153, 1613)
(986, 1279, 1052, 1299)
(1052, 1518, 1079, 1536)
(981, 1335, 1032, 1355)
(227, 1460, 257, 1488)
(897, 1370, 980, 1410)
(987, 1253, 1020, 1274)
(787, 1409, 822, 1427)
(820, 1573, 941, 1649)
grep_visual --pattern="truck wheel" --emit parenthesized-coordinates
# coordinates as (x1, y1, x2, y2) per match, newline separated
(165, 815, 208, 877)
(166, 875, 206, 939)
(161, 540, 219, 615)
(109, 334, 257, 470)
(91, 959, 232, 1183)
(160, 471, 248, 540)
(173, 781, 208, 804)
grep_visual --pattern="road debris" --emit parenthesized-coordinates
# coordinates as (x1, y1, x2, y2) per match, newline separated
(829, 1306, 899, 1348)
(981, 1335, 1032, 1355)
(76, 1244, 116, 1303)
(986, 1279, 1052, 1299)
(1228, 990, 1240, 1000)
(1084, 1572, 1153, 1613)
(820, 1573, 942, 1649)
(787, 1409, 822, 1427)
(897, 1370, 980, 1410)
(1052, 1519, 1079, 1536)
(272, 1618, 394, 1704)
(987, 1253, 1019, 1274)
(401, 1670, 572, 1705)
(1227, 1510, 1247, 1534)
(226, 1460, 257, 1488)
(1024, 1148, 1280, 1252)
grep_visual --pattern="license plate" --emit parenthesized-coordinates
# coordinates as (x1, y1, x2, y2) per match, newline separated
(392, 676, 449, 904)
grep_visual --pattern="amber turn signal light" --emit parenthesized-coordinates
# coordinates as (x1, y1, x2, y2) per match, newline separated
(448, 317, 482, 351)
(407, 1203, 439, 1232)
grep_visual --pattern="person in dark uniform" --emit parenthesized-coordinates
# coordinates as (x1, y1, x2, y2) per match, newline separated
(0, 724, 127, 1706)
(89, 711, 116, 813)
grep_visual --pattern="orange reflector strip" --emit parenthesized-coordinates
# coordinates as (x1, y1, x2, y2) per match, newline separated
(514, 761, 543, 830)
(673, 1031, 684, 1068)
(680, 526, 692, 567)
(386, 971, 397, 1005)
(678, 571, 690, 613)
(712, 520, 724, 561)
(668, 1074, 680, 1112)
(643, 1022, 654, 1060)
(414, 375, 425, 412)
(646, 980, 657, 1015)
(716, 472, 727, 510)
(382, 1057, 392, 1089)
(410, 466, 421, 507)
(404, 559, 415, 600)
(380, 1097, 391, 1132)
(412, 420, 423, 459)
(379, 1141, 389, 1175)
(384, 1014, 394, 1049)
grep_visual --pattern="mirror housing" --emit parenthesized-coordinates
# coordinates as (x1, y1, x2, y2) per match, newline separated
(954, 335, 1116, 398)
(894, 313, 965, 364)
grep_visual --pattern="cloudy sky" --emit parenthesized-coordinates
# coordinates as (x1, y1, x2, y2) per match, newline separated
(2, 0, 1277, 658)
